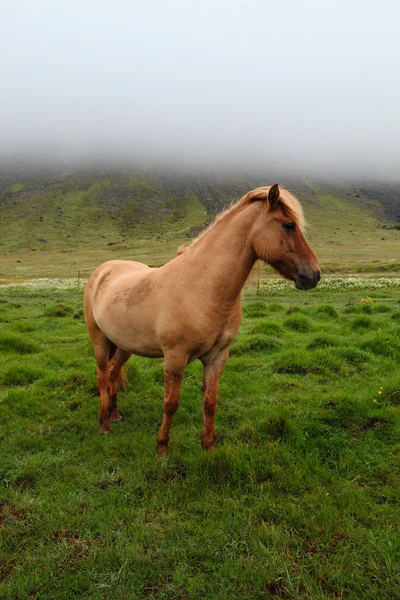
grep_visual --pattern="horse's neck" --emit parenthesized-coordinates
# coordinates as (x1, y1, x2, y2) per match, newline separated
(185, 203, 258, 307)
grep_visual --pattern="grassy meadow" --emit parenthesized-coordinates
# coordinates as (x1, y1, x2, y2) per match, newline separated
(1, 278, 400, 599)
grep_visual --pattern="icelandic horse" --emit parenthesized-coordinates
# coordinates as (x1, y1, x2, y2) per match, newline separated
(84, 184, 320, 455)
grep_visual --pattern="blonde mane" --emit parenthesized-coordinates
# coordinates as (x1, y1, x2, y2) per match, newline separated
(179, 185, 305, 254)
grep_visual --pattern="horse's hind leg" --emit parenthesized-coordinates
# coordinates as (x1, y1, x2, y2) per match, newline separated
(201, 348, 230, 450)
(108, 348, 131, 423)
(97, 345, 114, 434)
(88, 327, 113, 434)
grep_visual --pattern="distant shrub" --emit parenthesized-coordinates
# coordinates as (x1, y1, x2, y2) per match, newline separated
(360, 297, 375, 313)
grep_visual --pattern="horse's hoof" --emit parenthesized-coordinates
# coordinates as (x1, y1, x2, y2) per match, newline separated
(156, 444, 169, 457)
(202, 441, 216, 451)
(99, 428, 112, 435)
(154, 453, 168, 461)
(110, 416, 123, 423)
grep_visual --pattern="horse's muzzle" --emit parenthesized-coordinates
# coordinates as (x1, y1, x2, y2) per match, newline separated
(295, 269, 321, 290)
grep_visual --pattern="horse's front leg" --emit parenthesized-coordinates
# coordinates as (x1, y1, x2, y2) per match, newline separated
(201, 348, 230, 450)
(156, 353, 186, 456)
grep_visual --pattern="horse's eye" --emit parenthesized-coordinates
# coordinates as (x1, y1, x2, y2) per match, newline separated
(282, 222, 296, 232)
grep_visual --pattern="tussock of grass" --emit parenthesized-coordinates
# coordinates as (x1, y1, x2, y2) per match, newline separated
(351, 315, 374, 330)
(1, 365, 43, 386)
(361, 335, 400, 359)
(373, 304, 392, 313)
(242, 302, 268, 318)
(284, 315, 313, 332)
(274, 350, 323, 375)
(286, 305, 306, 315)
(386, 384, 400, 406)
(43, 303, 74, 317)
(230, 334, 282, 356)
(237, 414, 294, 445)
(265, 302, 283, 312)
(307, 335, 338, 350)
(315, 304, 339, 319)
(249, 320, 282, 336)
(0, 332, 42, 354)
(336, 347, 370, 366)
(343, 304, 363, 314)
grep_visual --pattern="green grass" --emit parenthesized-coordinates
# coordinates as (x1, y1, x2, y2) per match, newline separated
(1, 281, 400, 599)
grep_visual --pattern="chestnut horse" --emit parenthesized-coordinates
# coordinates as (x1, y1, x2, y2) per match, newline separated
(84, 184, 320, 455)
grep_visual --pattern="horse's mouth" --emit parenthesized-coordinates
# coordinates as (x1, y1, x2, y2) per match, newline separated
(295, 270, 321, 290)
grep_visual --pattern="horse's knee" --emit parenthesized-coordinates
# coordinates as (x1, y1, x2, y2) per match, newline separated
(164, 398, 179, 416)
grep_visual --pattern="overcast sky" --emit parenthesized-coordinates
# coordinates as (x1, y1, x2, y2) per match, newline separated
(1, 0, 400, 176)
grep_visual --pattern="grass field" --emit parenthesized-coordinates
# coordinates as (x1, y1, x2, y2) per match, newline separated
(1, 278, 400, 599)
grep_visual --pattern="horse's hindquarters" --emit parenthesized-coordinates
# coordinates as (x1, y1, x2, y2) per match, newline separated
(86, 260, 164, 357)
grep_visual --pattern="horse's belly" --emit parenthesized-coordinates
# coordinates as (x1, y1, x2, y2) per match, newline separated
(95, 303, 163, 358)
(101, 319, 163, 357)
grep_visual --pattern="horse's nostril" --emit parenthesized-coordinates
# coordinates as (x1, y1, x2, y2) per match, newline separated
(316, 271, 321, 283)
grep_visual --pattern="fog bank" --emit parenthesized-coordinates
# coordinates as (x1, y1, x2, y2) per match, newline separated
(2, 0, 400, 178)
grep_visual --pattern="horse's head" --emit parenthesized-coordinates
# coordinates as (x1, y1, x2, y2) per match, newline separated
(250, 184, 320, 290)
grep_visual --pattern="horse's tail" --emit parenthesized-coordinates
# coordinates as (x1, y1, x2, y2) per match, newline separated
(118, 367, 128, 387)
(108, 342, 127, 387)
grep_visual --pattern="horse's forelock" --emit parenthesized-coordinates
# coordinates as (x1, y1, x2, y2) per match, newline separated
(277, 189, 306, 231)
(242, 186, 305, 231)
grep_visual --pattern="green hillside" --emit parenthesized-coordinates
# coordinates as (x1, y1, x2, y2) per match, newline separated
(0, 168, 399, 280)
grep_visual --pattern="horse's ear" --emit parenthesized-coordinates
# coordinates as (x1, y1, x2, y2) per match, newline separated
(268, 184, 280, 207)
